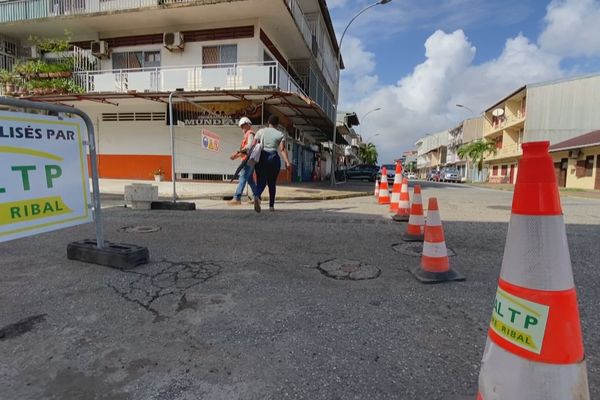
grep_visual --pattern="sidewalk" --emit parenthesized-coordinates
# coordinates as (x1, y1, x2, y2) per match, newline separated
(468, 182, 600, 200)
(98, 179, 373, 201)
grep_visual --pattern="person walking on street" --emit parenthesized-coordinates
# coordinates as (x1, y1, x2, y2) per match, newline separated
(254, 115, 291, 212)
(228, 117, 258, 205)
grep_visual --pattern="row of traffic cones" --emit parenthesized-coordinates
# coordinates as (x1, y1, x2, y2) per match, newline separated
(375, 162, 461, 283)
(374, 143, 589, 398)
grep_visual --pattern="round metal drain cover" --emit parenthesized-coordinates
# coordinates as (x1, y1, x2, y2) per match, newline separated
(118, 225, 161, 233)
(392, 242, 456, 257)
(317, 259, 380, 280)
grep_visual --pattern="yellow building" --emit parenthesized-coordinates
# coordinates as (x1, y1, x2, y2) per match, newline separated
(482, 73, 600, 187)
(549, 130, 600, 190)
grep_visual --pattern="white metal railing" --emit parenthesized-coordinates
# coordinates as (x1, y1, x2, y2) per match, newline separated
(284, 0, 313, 54)
(0, 0, 164, 23)
(76, 61, 279, 93)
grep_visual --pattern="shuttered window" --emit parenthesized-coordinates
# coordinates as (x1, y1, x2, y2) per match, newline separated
(202, 45, 237, 66)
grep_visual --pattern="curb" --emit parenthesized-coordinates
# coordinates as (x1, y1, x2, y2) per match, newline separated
(100, 191, 372, 202)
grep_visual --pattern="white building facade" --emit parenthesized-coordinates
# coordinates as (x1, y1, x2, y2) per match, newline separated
(0, 0, 340, 182)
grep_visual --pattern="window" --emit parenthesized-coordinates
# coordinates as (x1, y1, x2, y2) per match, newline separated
(492, 165, 498, 176)
(202, 45, 237, 66)
(501, 165, 508, 176)
(575, 156, 594, 178)
(112, 51, 161, 70)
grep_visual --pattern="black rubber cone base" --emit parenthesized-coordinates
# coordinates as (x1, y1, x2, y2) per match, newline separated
(403, 232, 424, 242)
(151, 201, 196, 210)
(410, 266, 465, 284)
(392, 214, 410, 222)
(67, 240, 149, 270)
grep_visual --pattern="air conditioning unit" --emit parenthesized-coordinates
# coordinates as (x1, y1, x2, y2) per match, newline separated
(22, 45, 40, 59)
(568, 148, 581, 159)
(163, 32, 184, 51)
(91, 40, 109, 58)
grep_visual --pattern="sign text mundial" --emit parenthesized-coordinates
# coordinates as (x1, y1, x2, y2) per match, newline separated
(0, 112, 92, 243)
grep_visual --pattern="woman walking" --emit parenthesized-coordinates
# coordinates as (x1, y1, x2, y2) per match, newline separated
(254, 115, 290, 212)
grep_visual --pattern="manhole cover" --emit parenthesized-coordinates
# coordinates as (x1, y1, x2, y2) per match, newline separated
(392, 242, 456, 257)
(317, 259, 380, 280)
(118, 225, 161, 233)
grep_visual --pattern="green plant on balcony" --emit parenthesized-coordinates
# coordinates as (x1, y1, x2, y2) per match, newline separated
(0, 69, 19, 94)
(28, 30, 72, 54)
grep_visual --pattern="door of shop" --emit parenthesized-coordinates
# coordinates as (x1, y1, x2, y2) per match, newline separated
(594, 154, 600, 190)
(554, 158, 568, 187)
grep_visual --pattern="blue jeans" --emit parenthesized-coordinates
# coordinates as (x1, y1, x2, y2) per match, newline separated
(256, 151, 281, 208)
(234, 163, 258, 201)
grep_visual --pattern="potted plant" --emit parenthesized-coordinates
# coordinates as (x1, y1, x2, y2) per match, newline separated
(0, 69, 18, 94)
(152, 168, 165, 182)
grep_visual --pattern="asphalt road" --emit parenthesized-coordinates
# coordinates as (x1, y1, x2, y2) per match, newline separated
(1, 181, 599, 400)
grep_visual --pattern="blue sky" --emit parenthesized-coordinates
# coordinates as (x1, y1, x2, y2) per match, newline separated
(327, 0, 600, 163)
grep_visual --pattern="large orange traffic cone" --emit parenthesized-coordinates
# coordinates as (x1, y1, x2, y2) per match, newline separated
(389, 162, 403, 212)
(476, 141, 589, 400)
(378, 167, 390, 205)
(411, 197, 464, 283)
(392, 178, 410, 221)
(403, 184, 424, 242)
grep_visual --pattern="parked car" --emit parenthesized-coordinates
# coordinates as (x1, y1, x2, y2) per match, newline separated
(440, 167, 461, 183)
(407, 172, 417, 179)
(343, 164, 380, 182)
(376, 164, 397, 184)
(427, 171, 441, 182)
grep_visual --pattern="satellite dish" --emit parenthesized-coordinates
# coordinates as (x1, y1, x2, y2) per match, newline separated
(492, 108, 505, 117)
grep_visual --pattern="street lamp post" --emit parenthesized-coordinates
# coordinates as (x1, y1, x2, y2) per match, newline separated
(360, 107, 381, 138)
(456, 104, 475, 115)
(330, 0, 392, 187)
(364, 133, 380, 143)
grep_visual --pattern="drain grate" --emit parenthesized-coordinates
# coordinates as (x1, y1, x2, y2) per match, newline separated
(118, 225, 161, 233)
(317, 259, 380, 280)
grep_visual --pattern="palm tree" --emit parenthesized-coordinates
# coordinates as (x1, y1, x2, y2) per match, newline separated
(457, 139, 497, 180)
(359, 142, 378, 165)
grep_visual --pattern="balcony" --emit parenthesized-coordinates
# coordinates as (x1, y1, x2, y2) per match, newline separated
(485, 110, 526, 136)
(72, 60, 334, 121)
(484, 143, 523, 161)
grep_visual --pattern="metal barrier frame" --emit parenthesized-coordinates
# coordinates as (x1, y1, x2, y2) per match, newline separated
(0, 97, 104, 248)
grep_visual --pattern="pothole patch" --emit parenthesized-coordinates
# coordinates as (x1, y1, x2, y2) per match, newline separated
(392, 242, 456, 257)
(118, 225, 161, 233)
(317, 259, 380, 280)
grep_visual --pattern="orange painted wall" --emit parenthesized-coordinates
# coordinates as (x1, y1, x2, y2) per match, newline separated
(88, 155, 172, 181)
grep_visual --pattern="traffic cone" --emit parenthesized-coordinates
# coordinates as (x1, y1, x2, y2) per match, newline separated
(374, 178, 380, 199)
(389, 162, 403, 212)
(392, 178, 410, 221)
(378, 167, 390, 205)
(411, 197, 464, 283)
(476, 141, 589, 400)
(403, 185, 424, 242)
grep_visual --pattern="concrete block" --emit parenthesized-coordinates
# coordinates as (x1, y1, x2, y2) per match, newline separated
(124, 184, 158, 209)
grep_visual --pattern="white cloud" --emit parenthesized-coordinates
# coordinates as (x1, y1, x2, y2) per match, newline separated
(340, 30, 564, 163)
(539, 0, 600, 58)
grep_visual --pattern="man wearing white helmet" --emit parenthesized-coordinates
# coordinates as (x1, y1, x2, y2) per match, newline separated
(228, 116, 258, 205)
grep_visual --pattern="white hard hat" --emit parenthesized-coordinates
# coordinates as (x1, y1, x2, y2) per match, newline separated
(238, 117, 252, 127)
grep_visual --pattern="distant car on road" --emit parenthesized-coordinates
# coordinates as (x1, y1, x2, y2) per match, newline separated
(377, 164, 397, 184)
(407, 172, 417, 179)
(440, 167, 461, 183)
(427, 171, 441, 182)
(343, 164, 379, 182)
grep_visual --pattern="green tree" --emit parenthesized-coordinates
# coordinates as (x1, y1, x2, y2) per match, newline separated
(359, 142, 378, 165)
(457, 139, 497, 177)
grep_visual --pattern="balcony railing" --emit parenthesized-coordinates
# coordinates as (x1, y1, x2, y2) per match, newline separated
(484, 143, 523, 161)
(74, 61, 335, 121)
(485, 111, 526, 135)
(0, 0, 163, 23)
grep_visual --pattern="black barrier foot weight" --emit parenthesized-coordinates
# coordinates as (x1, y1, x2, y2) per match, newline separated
(67, 240, 149, 270)
(151, 201, 196, 211)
